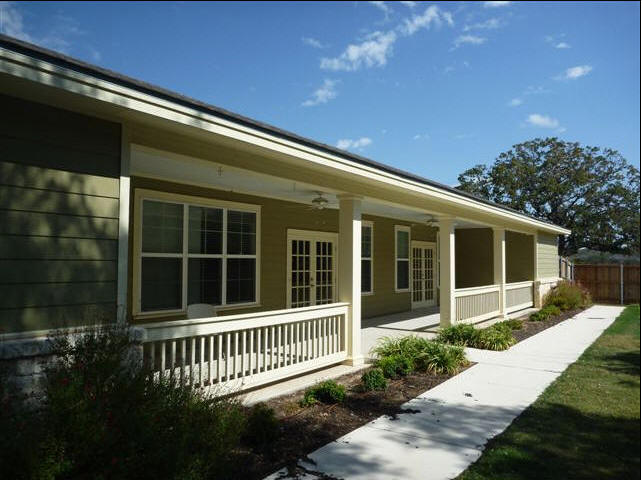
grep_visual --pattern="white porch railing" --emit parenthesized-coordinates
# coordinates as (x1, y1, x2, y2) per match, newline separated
(454, 284, 501, 324)
(141, 303, 349, 394)
(505, 281, 535, 313)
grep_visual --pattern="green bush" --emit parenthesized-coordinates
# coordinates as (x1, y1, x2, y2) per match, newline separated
(475, 324, 516, 351)
(300, 380, 346, 407)
(242, 403, 279, 451)
(436, 324, 478, 346)
(375, 353, 413, 379)
(530, 305, 562, 322)
(495, 319, 524, 330)
(0, 326, 247, 480)
(544, 280, 592, 311)
(361, 368, 388, 391)
(373, 336, 468, 376)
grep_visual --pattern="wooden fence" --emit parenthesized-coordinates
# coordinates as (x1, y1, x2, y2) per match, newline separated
(574, 264, 641, 305)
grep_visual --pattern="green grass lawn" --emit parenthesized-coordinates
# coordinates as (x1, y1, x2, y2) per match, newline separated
(459, 305, 641, 480)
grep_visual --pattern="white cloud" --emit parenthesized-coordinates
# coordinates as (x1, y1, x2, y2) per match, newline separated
(508, 98, 523, 107)
(401, 5, 453, 35)
(526, 113, 560, 129)
(302, 36, 326, 49)
(524, 85, 550, 95)
(463, 18, 501, 31)
(0, 1, 29, 40)
(452, 34, 486, 49)
(336, 137, 372, 151)
(369, 1, 392, 19)
(484, 1, 511, 7)
(413, 133, 430, 140)
(555, 42, 571, 49)
(302, 79, 339, 107)
(559, 65, 593, 80)
(400, 1, 417, 7)
(321, 30, 397, 71)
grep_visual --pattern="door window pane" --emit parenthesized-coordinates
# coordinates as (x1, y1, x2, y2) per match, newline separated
(188, 206, 223, 254)
(141, 258, 182, 311)
(227, 211, 256, 255)
(188, 258, 222, 305)
(226, 258, 256, 304)
(142, 200, 183, 253)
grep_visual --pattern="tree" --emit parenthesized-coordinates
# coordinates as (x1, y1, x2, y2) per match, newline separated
(457, 138, 640, 255)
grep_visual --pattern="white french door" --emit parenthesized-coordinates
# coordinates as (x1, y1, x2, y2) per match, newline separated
(287, 230, 338, 308)
(411, 241, 436, 308)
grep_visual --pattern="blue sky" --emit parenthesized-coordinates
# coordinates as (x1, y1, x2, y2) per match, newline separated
(1, 1, 639, 185)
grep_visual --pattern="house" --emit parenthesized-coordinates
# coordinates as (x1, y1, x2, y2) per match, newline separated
(0, 35, 569, 393)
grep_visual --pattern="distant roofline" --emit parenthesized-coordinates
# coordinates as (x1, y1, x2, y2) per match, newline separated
(0, 33, 567, 233)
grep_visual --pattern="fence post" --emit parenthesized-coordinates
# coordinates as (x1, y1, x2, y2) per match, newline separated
(620, 263, 624, 305)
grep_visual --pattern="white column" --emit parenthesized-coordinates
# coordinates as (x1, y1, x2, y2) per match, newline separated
(117, 124, 131, 324)
(338, 195, 363, 366)
(493, 227, 506, 317)
(533, 232, 541, 307)
(438, 216, 456, 327)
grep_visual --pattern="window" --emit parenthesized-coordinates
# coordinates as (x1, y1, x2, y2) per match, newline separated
(395, 225, 410, 291)
(137, 192, 259, 314)
(361, 222, 373, 294)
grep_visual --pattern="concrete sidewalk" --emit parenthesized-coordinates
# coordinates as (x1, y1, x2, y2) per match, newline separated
(266, 305, 625, 480)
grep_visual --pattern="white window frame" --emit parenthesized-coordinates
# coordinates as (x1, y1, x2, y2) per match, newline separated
(133, 189, 261, 318)
(395, 225, 411, 293)
(361, 221, 374, 295)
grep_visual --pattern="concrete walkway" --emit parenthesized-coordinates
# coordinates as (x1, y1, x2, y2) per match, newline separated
(266, 305, 624, 480)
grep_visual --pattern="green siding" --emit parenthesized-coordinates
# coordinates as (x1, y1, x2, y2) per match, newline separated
(537, 232, 559, 279)
(506, 231, 534, 282)
(0, 94, 121, 333)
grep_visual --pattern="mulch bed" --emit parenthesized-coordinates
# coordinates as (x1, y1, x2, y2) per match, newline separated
(239, 365, 472, 479)
(511, 308, 584, 344)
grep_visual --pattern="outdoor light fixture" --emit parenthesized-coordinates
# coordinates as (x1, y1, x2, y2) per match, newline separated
(311, 192, 329, 210)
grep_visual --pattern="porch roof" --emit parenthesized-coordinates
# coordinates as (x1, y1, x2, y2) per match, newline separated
(0, 34, 570, 235)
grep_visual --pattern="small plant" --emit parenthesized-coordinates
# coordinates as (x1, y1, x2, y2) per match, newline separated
(530, 305, 562, 322)
(300, 380, 346, 406)
(436, 324, 478, 346)
(373, 336, 468, 376)
(495, 319, 524, 330)
(361, 368, 388, 391)
(376, 353, 413, 379)
(544, 281, 592, 311)
(475, 324, 516, 351)
(242, 403, 279, 450)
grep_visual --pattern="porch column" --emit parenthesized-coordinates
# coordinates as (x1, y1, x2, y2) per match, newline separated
(533, 232, 542, 307)
(438, 216, 456, 327)
(493, 227, 506, 317)
(338, 194, 363, 366)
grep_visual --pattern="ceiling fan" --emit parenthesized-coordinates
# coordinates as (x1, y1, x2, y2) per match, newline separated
(311, 191, 329, 210)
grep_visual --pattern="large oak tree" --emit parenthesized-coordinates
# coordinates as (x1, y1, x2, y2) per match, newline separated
(456, 138, 640, 255)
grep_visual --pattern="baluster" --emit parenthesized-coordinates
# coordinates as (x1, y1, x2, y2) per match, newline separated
(217, 335, 222, 384)
(277, 325, 282, 369)
(234, 332, 239, 379)
(249, 329, 254, 376)
(225, 333, 231, 381)
(199, 337, 205, 387)
(148, 342, 155, 373)
(241, 330, 246, 379)
(270, 326, 275, 370)
(160, 341, 166, 379)
(190, 338, 196, 386)
(263, 327, 268, 371)
(208, 336, 214, 386)
(295, 322, 300, 363)
(257, 328, 262, 372)
(170, 340, 176, 379)
(180, 339, 186, 385)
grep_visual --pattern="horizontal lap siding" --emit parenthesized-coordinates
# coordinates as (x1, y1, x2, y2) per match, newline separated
(537, 232, 559, 279)
(0, 94, 121, 334)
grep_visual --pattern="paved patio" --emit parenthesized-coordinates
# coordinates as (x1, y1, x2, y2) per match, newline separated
(266, 305, 624, 480)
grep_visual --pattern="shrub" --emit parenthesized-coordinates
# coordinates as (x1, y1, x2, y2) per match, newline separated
(544, 280, 592, 311)
(530, 305, 562, 322)
(474, 324, 516, 351)
(242, 403, 279, 450)
(495, 319, 524, 330)
(436, 324, 478, 346)
(373, 336, 468, 376)
(0, 326, 247, 480)
(361, 368, 388, 391)
(300, 380, 346, 407)
(375, 354, 413, 379)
